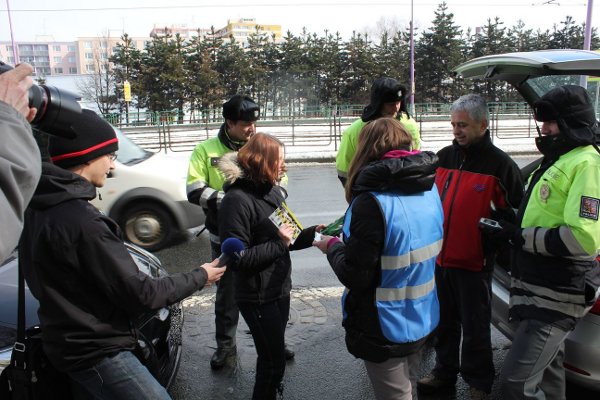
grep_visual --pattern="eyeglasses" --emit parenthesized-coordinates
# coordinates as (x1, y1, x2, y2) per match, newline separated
(106, 152, 117, 161)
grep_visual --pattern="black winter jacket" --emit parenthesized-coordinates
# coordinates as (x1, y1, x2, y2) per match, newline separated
(218, 153, 316, 304)
(20, 163, 208, 372)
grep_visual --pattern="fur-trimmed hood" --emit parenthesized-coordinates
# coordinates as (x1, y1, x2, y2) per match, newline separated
(218, 151, 245, 184)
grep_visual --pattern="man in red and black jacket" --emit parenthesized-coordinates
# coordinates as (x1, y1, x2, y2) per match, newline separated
(417, 94, 523, 399)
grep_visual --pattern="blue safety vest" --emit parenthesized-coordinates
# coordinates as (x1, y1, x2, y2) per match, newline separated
(342, 188, 444, 343)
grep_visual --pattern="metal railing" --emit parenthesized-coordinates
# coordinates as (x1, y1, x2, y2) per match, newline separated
(109, 102, 538, 153)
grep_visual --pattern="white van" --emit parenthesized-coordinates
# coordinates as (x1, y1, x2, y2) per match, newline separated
(92, 128, 204, 251)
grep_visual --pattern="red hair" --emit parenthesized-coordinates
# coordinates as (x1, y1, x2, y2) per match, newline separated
(237, 133, 285, 183)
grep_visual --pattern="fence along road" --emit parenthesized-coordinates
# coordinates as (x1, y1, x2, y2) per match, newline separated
(119, 111, 542, 159)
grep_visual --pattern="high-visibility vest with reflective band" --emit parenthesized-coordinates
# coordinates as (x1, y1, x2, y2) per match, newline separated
(342, 188, 444, 343)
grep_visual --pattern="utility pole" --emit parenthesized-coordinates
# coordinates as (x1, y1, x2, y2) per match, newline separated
(6, 0, 19, 63)
(409, 0, 415, 116)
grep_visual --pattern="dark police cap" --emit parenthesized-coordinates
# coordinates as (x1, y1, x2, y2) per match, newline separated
(223, 95, 260, 122)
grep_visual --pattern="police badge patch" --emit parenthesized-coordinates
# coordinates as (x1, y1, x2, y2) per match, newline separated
(580, 196, 599, 220)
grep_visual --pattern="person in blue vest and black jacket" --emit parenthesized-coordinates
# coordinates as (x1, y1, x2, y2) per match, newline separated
(314, 117, 444, 400)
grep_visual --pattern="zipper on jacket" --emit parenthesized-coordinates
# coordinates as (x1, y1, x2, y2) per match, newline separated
(440, 172, 454, 202)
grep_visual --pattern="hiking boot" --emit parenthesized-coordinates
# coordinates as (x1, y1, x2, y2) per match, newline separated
(416, 373, 455, 394)
(210, 346, 237, 370)
(469, 387, 490, 400)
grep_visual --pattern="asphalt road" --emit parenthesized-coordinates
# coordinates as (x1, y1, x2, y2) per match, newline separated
(155, 159, 596, 399)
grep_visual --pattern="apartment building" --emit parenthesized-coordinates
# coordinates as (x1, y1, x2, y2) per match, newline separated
(213, 18, 282, 44)
(0, 18, 281, 77)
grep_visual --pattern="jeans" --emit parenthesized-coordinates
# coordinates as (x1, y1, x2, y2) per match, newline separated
(68, 351, 171, 400)
(499, 319, 569, 400)
(211, 240, 239, 350)
(238, 296, 290, 400)
(432, 265, 495, 393)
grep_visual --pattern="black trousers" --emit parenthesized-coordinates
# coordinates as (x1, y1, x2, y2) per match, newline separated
(211, 240, 239, 350)
(432, 265, 495, 393)
(238, 296, 290, 400)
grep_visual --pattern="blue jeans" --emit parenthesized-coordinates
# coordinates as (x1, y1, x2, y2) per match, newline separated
(68, 351, 171, 400)
(238, 296, 290, 400)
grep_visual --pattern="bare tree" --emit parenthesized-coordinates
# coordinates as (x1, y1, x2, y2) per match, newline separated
(76, 35, 118, 114)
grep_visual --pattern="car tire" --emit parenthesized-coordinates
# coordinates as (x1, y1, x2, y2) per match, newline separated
(120, 202, 175, 251)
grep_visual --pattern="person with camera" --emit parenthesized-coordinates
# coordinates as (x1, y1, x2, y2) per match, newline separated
(335, 76, 420, 186)
(490, 85, 600, 399)
(19, 109, 226, 399)
(187, 94, 293, 369)
(314, 118, 443, 400)
(0, 62, 41, 263)
(417, 94, 523, 400)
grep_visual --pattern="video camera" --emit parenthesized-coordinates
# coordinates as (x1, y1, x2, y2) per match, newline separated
(0, 61, 82, 138)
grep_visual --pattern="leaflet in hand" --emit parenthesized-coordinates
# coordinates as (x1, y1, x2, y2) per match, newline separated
(269, 203, 303, 244)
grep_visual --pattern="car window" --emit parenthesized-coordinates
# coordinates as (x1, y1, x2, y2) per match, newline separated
(114, 128, 153, 166)
(527, 75, 599, 103)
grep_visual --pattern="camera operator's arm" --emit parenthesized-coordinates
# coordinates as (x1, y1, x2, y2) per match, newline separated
(0, 63, 42, 262)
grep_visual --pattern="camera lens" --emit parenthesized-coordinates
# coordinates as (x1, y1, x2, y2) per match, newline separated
(30, 85, 82, 139)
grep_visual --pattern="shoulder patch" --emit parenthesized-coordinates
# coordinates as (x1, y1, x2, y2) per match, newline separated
(580, 196, 599, 220)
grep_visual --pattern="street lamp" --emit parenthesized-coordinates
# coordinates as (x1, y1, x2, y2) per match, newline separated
(580, 0, 595, 88)
(5, 0, 19, 63)
(409, 0, 415, 116)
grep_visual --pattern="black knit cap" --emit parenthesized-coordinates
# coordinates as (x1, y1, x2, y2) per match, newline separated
(49, 109, 119, 169)
(361, 77, 406, 122)
(222, 94, 260, 122)
(533, 85, 599, 145)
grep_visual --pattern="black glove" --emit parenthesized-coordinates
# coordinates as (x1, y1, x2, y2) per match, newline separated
(483, 219, 524, 247)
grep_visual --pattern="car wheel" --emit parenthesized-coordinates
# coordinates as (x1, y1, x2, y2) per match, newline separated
(121, 202, 175, 251)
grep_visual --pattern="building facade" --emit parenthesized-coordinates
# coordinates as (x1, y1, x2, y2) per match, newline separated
(0, 18, 281, 78)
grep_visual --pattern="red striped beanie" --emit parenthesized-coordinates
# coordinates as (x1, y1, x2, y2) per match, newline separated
(49, 109, 119, 169)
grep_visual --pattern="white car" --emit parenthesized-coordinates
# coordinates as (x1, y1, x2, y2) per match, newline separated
(454, 49, 600, 392)
(92, 128, 204, 251)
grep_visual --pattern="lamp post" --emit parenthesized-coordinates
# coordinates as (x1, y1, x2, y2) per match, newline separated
(583, 0, 594, 50)
(580, 0, 594, 88)
(409, 0, 415, 116)
(5, 0, 19, 63)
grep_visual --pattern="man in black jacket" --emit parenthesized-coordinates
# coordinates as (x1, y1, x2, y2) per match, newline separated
(20, 109, 225, 399)
(417, 94, 523, 400)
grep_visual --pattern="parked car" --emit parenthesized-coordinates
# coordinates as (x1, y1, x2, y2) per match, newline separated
(454, 49, 600, 391)
(0, 243, 183, 389)
(92, 127, 204, 251)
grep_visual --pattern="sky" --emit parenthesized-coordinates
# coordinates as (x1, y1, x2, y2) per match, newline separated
(0, 0, 596, 43)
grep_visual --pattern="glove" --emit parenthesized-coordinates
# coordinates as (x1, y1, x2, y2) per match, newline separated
(485, 220, 524, 247)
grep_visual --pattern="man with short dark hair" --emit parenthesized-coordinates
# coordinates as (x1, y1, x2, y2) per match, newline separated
(187, 95, 294, 369)
(418, 94, 523, 400)
(20, 109, 225, 399)
(495, 85, 600, 399)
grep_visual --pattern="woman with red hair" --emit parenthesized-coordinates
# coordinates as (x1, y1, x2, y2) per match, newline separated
(218, 133, 321, 400)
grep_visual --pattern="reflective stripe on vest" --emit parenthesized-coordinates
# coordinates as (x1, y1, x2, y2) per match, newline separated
(343, 187, 444, 343)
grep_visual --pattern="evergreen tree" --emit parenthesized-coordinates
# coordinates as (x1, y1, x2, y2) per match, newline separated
(414, 1, 463, 103)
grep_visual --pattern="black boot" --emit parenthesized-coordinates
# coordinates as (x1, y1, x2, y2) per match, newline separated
(210, 346, 237, 370)
(284, 344, 295, 361)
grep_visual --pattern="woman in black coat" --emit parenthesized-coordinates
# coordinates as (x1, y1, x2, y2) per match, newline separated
(218, 133, 320, 400)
